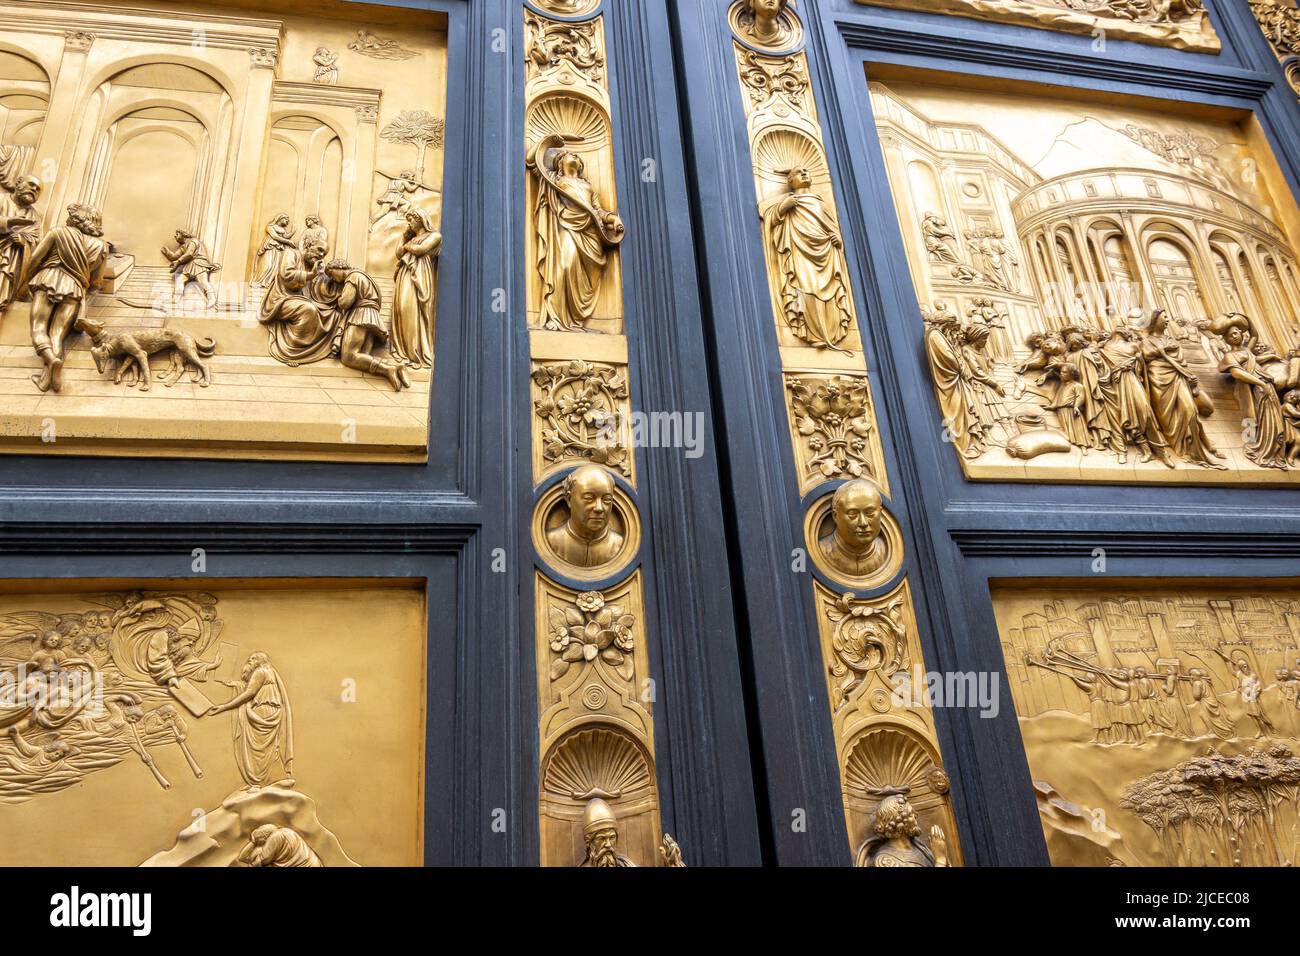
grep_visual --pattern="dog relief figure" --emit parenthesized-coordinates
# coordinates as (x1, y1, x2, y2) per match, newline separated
(78, 318, 216, 391)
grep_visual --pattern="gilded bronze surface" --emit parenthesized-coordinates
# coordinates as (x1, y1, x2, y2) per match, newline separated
(854, 0, 1219, 52)
(0, 579, 426, 866)
(804, 478, 903, 590)
(523, 4, 672, 865)
(814, 580, 963, 866)
(535, 571, 677, 866)
(873, 77, 1300, 485)
(1250, 0, 1300, 98)
(0, 0, 447, 461)
(729, 0, 961, 864)
(784, 370, 888, 495)
(994, 581, 1300, 866)
(533, 464, 640, 582)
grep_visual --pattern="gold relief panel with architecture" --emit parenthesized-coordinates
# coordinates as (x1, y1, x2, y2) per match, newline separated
(0, 578, 426, 866)
(993, 579, 1300, 867)
(872, 73, 1300, 486)
(853, 0, 1219, 52)
(0, 0, 448, 461)
(812, 578, 963, 866)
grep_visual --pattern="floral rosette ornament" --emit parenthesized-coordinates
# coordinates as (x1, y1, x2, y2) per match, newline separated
(533, 360, 630, 475)
(549, 590, 636, 682)
(826, 593, 907, 711)
(788, 376, 876, 480)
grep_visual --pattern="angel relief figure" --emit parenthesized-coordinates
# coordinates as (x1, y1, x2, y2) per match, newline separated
(0, 593, 217, 802)
(370, 169, 438, 230)
(528, 134, 625, 331)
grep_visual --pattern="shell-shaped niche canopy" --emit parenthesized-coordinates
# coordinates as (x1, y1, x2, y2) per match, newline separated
(843, 724, 938, 798)
(526, 92, 611, 156)
(542, 725, 653, 802)
(752, 127, 831, 202)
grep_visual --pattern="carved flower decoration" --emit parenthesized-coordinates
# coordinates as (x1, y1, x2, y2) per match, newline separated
(533, 361, 631, 476)
(548, 591, 636, 682)
(575, 591, 605, 613)
(788, 376, 876, 480)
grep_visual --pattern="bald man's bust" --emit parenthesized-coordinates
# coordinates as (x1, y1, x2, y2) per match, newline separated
(547, 464, 625, 568)
(817, 479, 889, 578)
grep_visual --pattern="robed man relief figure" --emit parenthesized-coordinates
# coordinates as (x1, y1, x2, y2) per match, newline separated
(529, 134, 625, 331)
(208, 652, 294, 790)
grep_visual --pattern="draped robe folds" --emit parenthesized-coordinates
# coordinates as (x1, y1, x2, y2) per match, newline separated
(1142, 335, 1218, 464)
(258, 247, 338, 366)
(1068, 347, 1119, 449)
(24, 226, 108, 301)
(256, 226, 296, 286)
(1220, 347, 1288, 467)
(535, 174, 610, 330)
(1102, 341, 1164, 446)
(761, 192, 852, 350)
(231, 664, 293, 787)
(0, 218, 38, 310)
(390, 229, 440, 367)
(925, 327, 984, 456)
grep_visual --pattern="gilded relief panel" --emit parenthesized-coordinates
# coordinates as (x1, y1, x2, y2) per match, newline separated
(873, 75, 1300, 486)
(1250, 0, 1300, 98)
(0, 0, 448, 461)
(814, 579, 962, 866)
(0, 579, 426, 866)
(523, 3, 675, 866)
(853, 0, 1220, 52)
(994, 580, 1300, 867)
(730, 3, 960, 866)
(534, 570, 680, 867)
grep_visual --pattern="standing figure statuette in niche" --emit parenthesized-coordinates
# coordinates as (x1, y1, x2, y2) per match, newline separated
(760, 166, 854, 351)
(529, 135, 625, 331)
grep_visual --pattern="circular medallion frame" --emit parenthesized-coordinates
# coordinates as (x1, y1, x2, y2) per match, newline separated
(728, 0, 804, 55)
(803, 481, 903, 591)
(526, 0, 602, 20)
(533, 470, 640, 583)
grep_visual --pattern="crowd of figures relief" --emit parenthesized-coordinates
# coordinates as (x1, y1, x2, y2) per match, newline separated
(998, 587, 1300, 866)
(925, 303, 1300, 470)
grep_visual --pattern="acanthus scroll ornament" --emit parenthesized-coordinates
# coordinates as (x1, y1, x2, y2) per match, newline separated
(826, 592, 908, 711)
(737, 48, 809, 113)
(525, 9, 605, 85)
